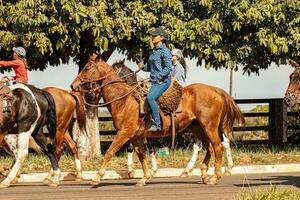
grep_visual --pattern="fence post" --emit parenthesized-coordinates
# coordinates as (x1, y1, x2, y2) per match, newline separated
(268, 98, 287, 144)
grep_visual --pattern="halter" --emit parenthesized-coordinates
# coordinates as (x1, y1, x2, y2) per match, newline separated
(75, 61, 140, 107)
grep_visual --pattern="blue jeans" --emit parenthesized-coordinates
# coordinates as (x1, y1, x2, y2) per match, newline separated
(146, 79, 171, 128)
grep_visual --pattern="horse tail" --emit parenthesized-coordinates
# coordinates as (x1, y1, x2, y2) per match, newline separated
(219, 90, 245, 142)
(70, 91, 87, 133)
(42, 91, 57, 138)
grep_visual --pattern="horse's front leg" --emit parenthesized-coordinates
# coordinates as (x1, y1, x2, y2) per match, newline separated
(91, 130, 132, 186)
(0, 132, 30, 188)
(131, 138, 152, 186)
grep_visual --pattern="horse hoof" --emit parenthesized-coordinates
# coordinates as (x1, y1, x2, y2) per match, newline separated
(136, 181, 145, 187)
(90, 180, 100, 186)
(48, 182, 59, 187)
(128, 171, 135, 179)
(180, 171, 189, 177)
(43, 177, 51, 184)
(223, 171, 231, 176)
(202, 176, 209, 184)
(205, 176, 219, 185)
(11, 177, 19, 184)
(75, 177, 83, 182)
(0, 182, 10, 188)
(150, 170, 157, 177)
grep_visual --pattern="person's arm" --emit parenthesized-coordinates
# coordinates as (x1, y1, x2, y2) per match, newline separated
(161, 50, 173, 78)
(142, 62, 150, 72)
(0, 60, 21, 68)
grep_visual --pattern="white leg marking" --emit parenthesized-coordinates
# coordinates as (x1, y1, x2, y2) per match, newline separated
(4, 134, 18, 157)
(127, 152, 134, 173)
(150, 152, 157, 172)
(75, 159, 82, 172)
(187, 142, 202, 170)
(222, 134, 234, 168)
(1, 132, 30, 186)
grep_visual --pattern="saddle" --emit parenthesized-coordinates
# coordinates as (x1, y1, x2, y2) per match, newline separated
(0, 81, 13, 126)
(134, 79, 183, 149)
(135, 78, 183, 115)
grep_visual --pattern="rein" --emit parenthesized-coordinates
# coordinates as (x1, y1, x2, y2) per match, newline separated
(85, 84, 139, 107)
(76, 61, 143, 107)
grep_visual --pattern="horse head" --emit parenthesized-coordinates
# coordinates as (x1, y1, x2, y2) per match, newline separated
(112, 59, 137, 85)
(284, 59, 300, 110)
(71, 59, 117, 105)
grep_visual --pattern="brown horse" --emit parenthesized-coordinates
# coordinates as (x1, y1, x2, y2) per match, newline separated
(41, 87, 86, 186)
(71, 59, 244, 186)
(112, 60, 236, 178)
(284, 60, 300, 110)
(0, 87, 86, 187)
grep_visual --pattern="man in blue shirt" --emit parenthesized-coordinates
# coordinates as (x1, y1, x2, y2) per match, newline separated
(138, 27, 173, 131)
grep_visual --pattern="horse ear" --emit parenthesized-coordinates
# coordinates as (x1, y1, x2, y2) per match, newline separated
(121, 58, 125, 64)
(290, 60, 300, 68)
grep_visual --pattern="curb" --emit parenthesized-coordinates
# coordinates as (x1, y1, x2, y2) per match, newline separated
(18, 164, 300, 183)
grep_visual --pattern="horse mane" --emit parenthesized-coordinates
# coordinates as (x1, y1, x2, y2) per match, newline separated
(289, 60, 300, 85)
(112, 59, 137, 85)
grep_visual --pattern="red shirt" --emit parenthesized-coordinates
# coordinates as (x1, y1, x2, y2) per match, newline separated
(0, 59, 28, 83)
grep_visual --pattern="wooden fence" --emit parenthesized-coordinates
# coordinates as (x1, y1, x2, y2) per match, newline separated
(99, 98, 300, 145)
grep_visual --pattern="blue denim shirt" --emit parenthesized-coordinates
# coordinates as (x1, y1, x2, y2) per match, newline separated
(142, 43, 173, 83)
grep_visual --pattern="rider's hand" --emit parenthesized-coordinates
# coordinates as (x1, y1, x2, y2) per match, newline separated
(137, 62, 144, 69)
(2, 76, 12, 82)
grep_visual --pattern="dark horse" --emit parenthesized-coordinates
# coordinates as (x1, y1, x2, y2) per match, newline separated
(0, 83, 56, 188)
(71, 59, 244, 185)
(0, 86, 87, 188)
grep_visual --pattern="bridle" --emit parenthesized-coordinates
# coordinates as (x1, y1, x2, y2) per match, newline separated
(74, 61, 140, 107)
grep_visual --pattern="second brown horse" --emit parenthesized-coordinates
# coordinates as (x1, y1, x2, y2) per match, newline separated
(71, 59, 244, 186)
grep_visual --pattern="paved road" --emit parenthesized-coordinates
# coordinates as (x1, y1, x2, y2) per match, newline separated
(0, 172, 299, 200)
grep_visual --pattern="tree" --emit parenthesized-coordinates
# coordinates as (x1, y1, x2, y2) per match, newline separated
(0, 0, 299, 72)
(0, 0, 299, 158)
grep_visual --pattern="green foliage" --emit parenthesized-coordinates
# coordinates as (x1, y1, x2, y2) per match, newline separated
(0, 0, 299, 73)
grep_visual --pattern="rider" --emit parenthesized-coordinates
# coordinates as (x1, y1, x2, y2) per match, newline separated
(0, 47, 28, 83)
(138, 26, 173, 131)
(171, 48, 187, 86)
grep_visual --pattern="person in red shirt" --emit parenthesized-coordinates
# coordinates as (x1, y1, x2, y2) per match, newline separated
(0, 47, 28, 83)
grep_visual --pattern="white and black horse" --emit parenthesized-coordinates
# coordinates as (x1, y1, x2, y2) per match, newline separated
(0, 83, 58, 188)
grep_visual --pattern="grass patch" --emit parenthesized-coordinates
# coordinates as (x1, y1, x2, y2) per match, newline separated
(236, 186, 300, 200)
(0, 144, 299, 173)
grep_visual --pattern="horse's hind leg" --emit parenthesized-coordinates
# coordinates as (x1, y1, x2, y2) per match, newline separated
(0, 132, 30, 188)
(91, 130, 132, 186)
(204, 128, 223, 185)
(181, 137, 202, 177)
(127, 143, 135, 178)
(33, 128, 61, 187)
(64, 131, 83, 181)
(222, 134, 234, 176)
(131, 138, 151, 186)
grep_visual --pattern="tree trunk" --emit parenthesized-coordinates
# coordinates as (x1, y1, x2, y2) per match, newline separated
(74, 34, 114, 159)
(72, 105, 100, 160)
